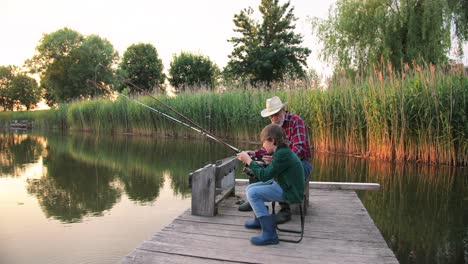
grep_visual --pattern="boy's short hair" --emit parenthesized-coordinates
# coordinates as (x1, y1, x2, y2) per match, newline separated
(260, 124, 288, 147)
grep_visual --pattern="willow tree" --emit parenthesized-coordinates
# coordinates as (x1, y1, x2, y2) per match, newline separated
(312, 0, 468, 75)
(225, 0, 311, 86)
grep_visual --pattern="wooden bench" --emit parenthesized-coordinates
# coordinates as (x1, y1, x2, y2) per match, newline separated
(189, 156, 240, 216)
(190, 155, 380, 218)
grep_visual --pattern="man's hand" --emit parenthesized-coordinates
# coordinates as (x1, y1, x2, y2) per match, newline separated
(262, 155, 272, 164)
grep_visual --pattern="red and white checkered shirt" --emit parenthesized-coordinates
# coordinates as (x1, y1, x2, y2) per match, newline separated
(254, 112, 311, 161)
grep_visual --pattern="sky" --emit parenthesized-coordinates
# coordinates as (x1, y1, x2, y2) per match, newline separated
(1, 0, 467, 78)
(1, 0, 336, 76)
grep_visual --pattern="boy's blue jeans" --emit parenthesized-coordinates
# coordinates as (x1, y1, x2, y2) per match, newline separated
(246, 161, 311, 218)
(246, 179, 285, 218)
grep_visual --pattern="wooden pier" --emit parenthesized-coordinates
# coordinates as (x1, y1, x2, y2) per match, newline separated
(9, 120, 33, 130)
(120, 181, 398, 264)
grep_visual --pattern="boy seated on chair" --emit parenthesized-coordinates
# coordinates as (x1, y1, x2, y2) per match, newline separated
(238, 96, 312, 226)
(237, 124, 304, 245)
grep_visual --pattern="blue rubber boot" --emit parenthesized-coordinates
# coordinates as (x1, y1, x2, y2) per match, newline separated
(250, 215, 279, 245)
(244, 216, 261, 229)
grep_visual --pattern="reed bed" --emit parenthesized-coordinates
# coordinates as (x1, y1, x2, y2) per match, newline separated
(1, 65, 466, 166)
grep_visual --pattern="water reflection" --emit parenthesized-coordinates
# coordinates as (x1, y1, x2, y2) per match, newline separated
(27, 152, 121, 222)
(5, 132, 232, 223)
(0, 132, 466, 264)
(0, 133, 44, 176)
(361, 164, 467, 264)
(312, 154, 467, 264)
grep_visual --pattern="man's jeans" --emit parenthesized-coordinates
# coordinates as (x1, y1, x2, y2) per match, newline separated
(302, 160, 312, 180)
(246, 180, 285, 218)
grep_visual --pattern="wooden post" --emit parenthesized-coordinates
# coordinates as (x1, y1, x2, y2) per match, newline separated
(190, 157, 240, 216)
(191, 164, 216, 216)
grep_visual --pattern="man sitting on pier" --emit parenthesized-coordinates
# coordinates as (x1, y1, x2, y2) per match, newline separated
(237, 124, 305, 245)
(239, 96, 312, 224)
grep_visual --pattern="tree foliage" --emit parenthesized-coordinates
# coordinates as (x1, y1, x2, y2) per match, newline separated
(0, 66, 40, 110)
(225, 0, 311, 85)
(10, 74, 41, 110)
(119, 43, 165, 93)
(312, 0, 468, 75)
(168, 52, 219, 91)
(27, 27, 118, 105)
(0, 66, 15, 110)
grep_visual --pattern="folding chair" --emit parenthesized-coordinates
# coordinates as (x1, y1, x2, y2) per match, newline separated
(271, 194, 306, 243)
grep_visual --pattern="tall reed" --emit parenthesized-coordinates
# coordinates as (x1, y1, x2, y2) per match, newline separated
(1, 65, 465, 166)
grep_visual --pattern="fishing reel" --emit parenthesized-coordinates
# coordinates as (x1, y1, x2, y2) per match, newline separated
(242, 165, 258, 183)
(242, 156, 266, 183)
(242, 166, 256, 179)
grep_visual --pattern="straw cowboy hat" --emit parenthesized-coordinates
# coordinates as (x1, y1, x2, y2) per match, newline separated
(261, 96, 288, 117)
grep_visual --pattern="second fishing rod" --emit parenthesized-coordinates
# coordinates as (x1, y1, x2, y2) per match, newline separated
(87, 76, 241, 154)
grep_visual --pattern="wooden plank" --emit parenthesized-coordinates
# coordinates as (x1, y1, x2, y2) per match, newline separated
(150, 231, 396, 258)
(121, 250, 232, 264)
(235, 179, 380, 190)
(135, 237, 396, 264)
(214, 156, 239, 184)
(161, 220, 388, 244)
(219, 169, 236, 191)
(215, 185, 234, 205)
(308, 181, 380, 190)
(191, 164, 216, 216)
(120, 186, 398, 264)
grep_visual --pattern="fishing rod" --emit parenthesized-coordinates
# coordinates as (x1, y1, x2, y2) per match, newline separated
(97, 64, 210, 134)
(95, 64, 241, 153)
(87, 79, 241, 154)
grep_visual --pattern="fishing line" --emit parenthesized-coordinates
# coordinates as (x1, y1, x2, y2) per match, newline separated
(87, 79, 241, 154)
(96, 64, 240, 152)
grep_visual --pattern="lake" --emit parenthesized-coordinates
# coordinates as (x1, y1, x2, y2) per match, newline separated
(0, 131, 466, 264)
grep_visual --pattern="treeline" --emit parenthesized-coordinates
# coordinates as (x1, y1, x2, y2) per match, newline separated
(1, 0, 467, 111)
(2, 64, 466, 167)
(0, 0, 313, 110)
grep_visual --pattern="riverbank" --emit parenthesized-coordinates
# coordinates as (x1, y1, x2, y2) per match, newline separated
(1, 65, 466, 166)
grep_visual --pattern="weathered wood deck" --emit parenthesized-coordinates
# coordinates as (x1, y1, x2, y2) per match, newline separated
(120, 184, 398, 264)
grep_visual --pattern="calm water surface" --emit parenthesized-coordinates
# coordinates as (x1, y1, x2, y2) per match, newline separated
(0, 131, 466, 264)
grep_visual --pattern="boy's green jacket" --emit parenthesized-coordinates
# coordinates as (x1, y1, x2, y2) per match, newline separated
(248, 146, 305, 203)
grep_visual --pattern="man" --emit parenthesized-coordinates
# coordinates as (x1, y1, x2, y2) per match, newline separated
(236, 123, 305, 245)
(239, 96, 312, 224)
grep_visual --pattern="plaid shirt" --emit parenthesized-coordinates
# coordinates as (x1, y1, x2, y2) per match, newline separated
(255, 112, 312, 161)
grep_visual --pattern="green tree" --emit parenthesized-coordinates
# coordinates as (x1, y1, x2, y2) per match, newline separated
(27, 27, 118, 105)
(168, 52, 219, 92)
(10, 74, 41, 110)
(119, 43, 165, 93)
(0, 66, 41, 110)
(0, 66, 15, 110)
(225, 0, 311, 85)
(312, 0, 468, 75)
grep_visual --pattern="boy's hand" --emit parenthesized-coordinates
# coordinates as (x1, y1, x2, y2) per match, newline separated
(237, 151, 252, 165)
